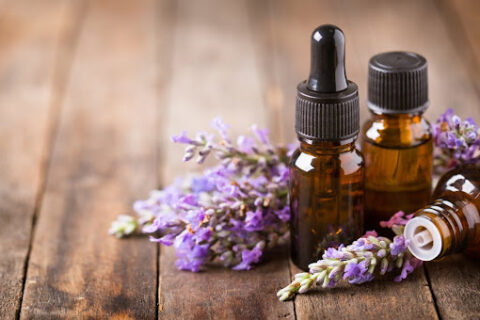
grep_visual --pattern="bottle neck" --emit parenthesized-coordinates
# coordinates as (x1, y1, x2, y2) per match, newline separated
(405, 196, 477, 261)
(369, 110, 424, 124)
(298, 136, 356, 155)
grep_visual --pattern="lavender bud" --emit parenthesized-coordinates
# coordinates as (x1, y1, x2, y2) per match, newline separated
(321, 273, 331, 288)
(294, 272, 310, 281)
(183, 152, 195, 162)
(185, 145, 196, 153)
(196, 155, 207, 164)
(315, 270, 327, 284)
(396, 257, 403, 268)
(380, 258, 389, 275)
(198, 148, 211, 157)
(299, 277, 314, 293)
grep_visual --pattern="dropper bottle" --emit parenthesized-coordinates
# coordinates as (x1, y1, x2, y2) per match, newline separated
(289, 25, 364, 270)
(405, 163, 480, 261)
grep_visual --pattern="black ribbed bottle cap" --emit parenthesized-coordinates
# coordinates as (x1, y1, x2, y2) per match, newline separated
(368, 51, 429, 114)
(296, 25, 359, 141)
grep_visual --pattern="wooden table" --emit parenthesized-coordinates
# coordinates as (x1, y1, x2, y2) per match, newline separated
(1, 0, 479, 319)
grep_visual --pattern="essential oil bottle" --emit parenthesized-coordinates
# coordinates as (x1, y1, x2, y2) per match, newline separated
(362, 52, 433, 233)
(405, 163, 480, 261)
(289, 25, 364, 270)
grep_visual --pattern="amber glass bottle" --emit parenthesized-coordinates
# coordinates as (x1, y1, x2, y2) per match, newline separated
(405, 163, 480, 260)
(289, 25, 364, 270)
(362, 52, 433, 233)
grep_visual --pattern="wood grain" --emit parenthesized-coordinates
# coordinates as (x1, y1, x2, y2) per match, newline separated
(441, 0, 480, 91)
(20, 0, 162, 318)
(157, 0, 294, 319)
(0, 1, 80, 318)
(425, 255, 480, 320)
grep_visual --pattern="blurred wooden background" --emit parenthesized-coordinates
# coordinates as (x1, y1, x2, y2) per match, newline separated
(0, 0, 479, 319)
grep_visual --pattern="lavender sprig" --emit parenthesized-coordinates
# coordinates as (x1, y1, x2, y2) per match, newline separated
(110, 118, 292, 272)
(277, 212, 422, 301)
(433, 108, 480, 173)
(171, 118, 291, 176)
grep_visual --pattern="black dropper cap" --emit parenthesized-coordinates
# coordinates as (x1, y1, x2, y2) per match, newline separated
(368, 51, 428, 114)
(296, 25, 359, 141)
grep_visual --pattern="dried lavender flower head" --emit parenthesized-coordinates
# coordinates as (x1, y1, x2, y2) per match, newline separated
(111, 118, 291, 272)
(433, 109, 480, 173)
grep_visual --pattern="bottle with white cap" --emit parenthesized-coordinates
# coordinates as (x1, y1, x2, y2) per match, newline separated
(404, 163, 480, 261)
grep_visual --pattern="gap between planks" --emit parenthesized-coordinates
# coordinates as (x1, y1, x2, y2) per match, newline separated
(13, 1, 87, 319)
(153, 0, 179, 318)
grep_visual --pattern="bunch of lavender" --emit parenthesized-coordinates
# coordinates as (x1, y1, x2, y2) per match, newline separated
(110, 118, 292, 272)
(277, 211, 422, 301)
(433, 108, 480, 173)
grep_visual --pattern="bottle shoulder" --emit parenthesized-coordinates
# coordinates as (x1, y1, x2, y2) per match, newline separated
(433, 164, 480, 199)
(362, 114, 432, 148)
(290, 146, 364, 175)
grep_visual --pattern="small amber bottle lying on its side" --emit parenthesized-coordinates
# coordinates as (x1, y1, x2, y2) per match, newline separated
(362, 52, 433, 233)
(405, 163, 480, 260)
(289, 25, 364, 270)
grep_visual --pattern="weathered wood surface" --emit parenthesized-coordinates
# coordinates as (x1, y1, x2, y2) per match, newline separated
(20, 0, 159, 318)
(0, 1, 81, 318)
(442, 0, 480, 91)
(157, 0, 294, 319)
(0, 0, 479, 319)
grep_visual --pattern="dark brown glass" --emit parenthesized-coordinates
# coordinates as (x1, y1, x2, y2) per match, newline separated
(289, 138, 364, 270)
(412, 164, 480, 258)
(362, 112, 433, 233)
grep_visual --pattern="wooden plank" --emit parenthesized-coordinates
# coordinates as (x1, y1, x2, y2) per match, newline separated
(0, 1, 81, 318)
(425, 255, 480, 320)
(157, 0, 294, 319)
(440, 0, 480, 91)
(248, 0, 480, 318)
(20, 0, 164, 317)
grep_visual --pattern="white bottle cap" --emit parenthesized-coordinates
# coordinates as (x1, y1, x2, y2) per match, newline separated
(404, 217, 442, 261)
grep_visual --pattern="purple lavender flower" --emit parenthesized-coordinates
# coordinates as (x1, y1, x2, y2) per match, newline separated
(286, 142, 299, 157)
(251, 124, 270, 145)
(323, 245, 346, 259)
(232, 243, 264, 271)
(343, 260, 368, 279)
(433, 109, 480, 172)
(237, 135, 256, 154)
(191, 177, 215, 193)
(149, 233, 176, 246)
(110, 118, 290, 272)
(379, 211, 413, 228)
(173, 231, 210, 272)
(390, 235, 409, 256)
(211, 117, 231, 142)
(245, 209, 264, 232)
(394, 255, 422, 282)
(362, 230, 378, 238)
(349, 272, 374, 284)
